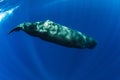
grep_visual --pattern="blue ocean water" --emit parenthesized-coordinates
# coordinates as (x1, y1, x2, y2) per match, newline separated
(0, 0, 120, 80)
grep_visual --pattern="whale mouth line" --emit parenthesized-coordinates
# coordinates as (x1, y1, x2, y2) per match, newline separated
(8, 27, 21, 34)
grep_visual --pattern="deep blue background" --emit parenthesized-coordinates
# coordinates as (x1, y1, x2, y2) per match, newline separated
(0, 0, 120, 80)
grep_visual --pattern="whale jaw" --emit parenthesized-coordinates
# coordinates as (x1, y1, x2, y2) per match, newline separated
(8, 27, 21, 34)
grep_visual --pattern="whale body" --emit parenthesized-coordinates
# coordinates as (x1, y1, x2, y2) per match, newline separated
(9, 20, 97, 49)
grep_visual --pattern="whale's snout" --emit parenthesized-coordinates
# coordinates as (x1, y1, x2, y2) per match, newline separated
(8, 27, 21, 34)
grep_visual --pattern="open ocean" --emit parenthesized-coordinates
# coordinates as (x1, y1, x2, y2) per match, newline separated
(0, 0, 120, 80)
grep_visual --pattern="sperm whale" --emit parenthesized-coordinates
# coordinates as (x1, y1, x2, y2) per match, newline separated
(9, 20, 97, 49)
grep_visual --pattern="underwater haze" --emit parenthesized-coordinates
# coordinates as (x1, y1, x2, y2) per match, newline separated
(0, 0, 120, 80)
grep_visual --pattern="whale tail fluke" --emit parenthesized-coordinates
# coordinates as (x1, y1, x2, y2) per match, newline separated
(8, 27, 21, 34)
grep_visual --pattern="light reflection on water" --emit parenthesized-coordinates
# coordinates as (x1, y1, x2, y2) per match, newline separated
(0, 6, 19, 22)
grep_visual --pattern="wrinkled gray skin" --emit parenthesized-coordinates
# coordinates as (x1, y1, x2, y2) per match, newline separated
(9, 20, 97, 49)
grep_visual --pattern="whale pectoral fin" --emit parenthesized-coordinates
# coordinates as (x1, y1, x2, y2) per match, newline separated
(8, 27, 21, 34)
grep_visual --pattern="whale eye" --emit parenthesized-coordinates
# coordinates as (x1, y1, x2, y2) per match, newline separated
(22, 22, 36, 32)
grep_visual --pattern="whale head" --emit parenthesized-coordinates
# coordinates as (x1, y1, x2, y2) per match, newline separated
(9, 22, 36, 35)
